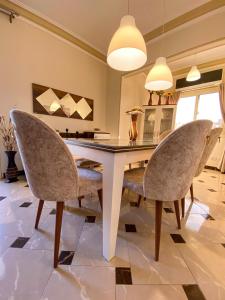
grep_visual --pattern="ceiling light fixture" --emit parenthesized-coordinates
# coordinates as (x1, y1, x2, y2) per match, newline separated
(186, 65, 201, 82)
(145, 0, 173, 91)
(107, 1, 147, 71)
(145, 57, 173, 90)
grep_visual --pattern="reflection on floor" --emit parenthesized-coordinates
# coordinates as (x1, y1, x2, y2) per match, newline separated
(0, 169, 225, 299)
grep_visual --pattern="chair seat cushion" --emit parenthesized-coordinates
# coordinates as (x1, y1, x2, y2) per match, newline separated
(78, 168, 102, 196)
(75, 157, 101, 169)
(123, 167, 145, 196)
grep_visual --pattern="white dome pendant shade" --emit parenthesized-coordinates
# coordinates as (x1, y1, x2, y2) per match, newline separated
(145, 57, 173, 91)
(186, 65, 201, 82)
(107, 15, 147, 71)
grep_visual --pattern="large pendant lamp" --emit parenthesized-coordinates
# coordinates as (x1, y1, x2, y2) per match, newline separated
(186, 65, 201, 82)
(145, 57, 173, 91)
(107, 9, 147, 71)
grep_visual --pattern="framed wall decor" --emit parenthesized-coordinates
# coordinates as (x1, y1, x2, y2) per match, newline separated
(32, 83, 94, 121)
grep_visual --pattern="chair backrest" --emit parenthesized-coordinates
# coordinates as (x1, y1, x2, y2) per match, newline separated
(143, 120, 212, 201)
(10, 110, 78, 202)
(159, 129, 173, 142)
(195, 127, 223, 177)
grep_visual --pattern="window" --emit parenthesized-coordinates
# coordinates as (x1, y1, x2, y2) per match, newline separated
(175, 91, 223, 128)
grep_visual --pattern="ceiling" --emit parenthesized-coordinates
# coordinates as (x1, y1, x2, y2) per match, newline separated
(12, 0, 209, 54)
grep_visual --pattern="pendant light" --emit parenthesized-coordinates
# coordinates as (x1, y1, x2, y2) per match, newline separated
(107, 1, 147, 71)
(145, 0, 173, 91)
(186, 65, 201, 81)
(145, 57, 173, 90)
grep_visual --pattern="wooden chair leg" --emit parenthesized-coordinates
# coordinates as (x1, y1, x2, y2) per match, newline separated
(78, 196, 84, 208)
(35, 199, 44, 229)
(54, 201, 64, 268)
(97, 189, 103, 210)
(174, 200, 181, 229)
(190, 183, 194, 202)
(155, 201, 163, 261)
(181, 197, 185, 218)
(137, 194, 142, 207)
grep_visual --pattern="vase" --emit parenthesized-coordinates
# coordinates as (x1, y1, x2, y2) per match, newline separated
(129, 114, 138, 141)
(148, 91, 154, 106)
(5, 151, 18, 183)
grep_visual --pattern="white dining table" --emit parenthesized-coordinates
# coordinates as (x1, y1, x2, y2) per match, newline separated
(65, 138, 157, 261)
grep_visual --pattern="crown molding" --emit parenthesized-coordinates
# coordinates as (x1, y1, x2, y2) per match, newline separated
(0, 0, 106, 62)
(144, 0, 225, 42)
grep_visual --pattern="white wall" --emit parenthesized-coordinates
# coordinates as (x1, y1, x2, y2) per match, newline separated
(119, 73, 148, 140)
(105, 69, 122, 138)
(0, 15, 108, 172)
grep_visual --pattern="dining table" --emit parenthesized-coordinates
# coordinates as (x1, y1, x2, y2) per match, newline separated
(65, 138, 157, 261)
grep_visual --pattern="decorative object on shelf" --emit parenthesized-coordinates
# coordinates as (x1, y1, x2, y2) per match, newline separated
(186, 65, 201, 82)
(0, 116, 18, 182)
(164, 91, 181, 105)
(126, 106, 144, 141)
(148, 91, 154, 105)
(33, 83, 94, 121)
(107, 0, 147, 71)
(156, 91, 164, 105)
(146, 90, 180, 106)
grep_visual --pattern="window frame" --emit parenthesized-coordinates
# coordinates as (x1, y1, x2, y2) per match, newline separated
(177, 85, 222, 126)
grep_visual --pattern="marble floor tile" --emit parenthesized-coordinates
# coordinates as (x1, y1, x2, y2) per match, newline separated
(178, 241, 225, 300)
(169, 214, 225, 243)
(0, 248, 53, 300)
(0, 205, 50, 237)
(72, 223, 130, 267)
(125, 232, 195, 284)
(42, 265, 115, 300)
(116, 285, 187, 300)
(25, 210, 84, 251)
(0, 169, 225, 299)
(119, 206, 176, 234)
(0, 235, 18, 255)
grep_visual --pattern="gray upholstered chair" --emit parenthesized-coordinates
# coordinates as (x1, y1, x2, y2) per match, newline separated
(158, 128, 173, 142)
(10, 110, 103, 268)
(123, 120, 212, 261)
(182, 127, 223, 216)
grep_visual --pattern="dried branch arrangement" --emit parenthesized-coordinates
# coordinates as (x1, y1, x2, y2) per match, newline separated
(0, 116, 17, 151)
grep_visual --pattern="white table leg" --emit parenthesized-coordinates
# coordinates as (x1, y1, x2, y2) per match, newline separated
(102, 153, 125, 261)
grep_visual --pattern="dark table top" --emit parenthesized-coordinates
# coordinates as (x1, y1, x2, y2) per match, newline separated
(65, 138, 157, 153)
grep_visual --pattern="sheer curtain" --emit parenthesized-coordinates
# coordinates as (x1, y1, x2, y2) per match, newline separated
(218, 83, 225, 172)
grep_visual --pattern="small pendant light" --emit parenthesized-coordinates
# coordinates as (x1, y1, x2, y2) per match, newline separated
(186, 65, 201, 82)
(145, 0, 173, 91)
(107, 1, 147, 71)
(145, 57, 173, 91)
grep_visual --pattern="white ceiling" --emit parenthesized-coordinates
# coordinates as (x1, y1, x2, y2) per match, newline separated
(13, 0, 208, 54)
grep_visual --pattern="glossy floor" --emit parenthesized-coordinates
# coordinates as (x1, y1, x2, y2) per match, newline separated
(0, 169, 225, 299)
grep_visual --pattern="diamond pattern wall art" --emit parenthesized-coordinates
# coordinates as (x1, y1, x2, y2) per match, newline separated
(32, 83, 94, 121)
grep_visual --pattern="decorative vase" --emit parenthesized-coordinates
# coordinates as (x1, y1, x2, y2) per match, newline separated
(5, 150, 18, 183)
(129, 114, 138, 141)
(148, 91, 154, 106)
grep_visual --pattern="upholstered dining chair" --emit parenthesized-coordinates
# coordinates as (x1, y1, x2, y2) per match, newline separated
(10, 110, 103, 268)
(123, 120, 212, 261)
(181, 127, 223, 216)
(158, 128, 173, 142)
